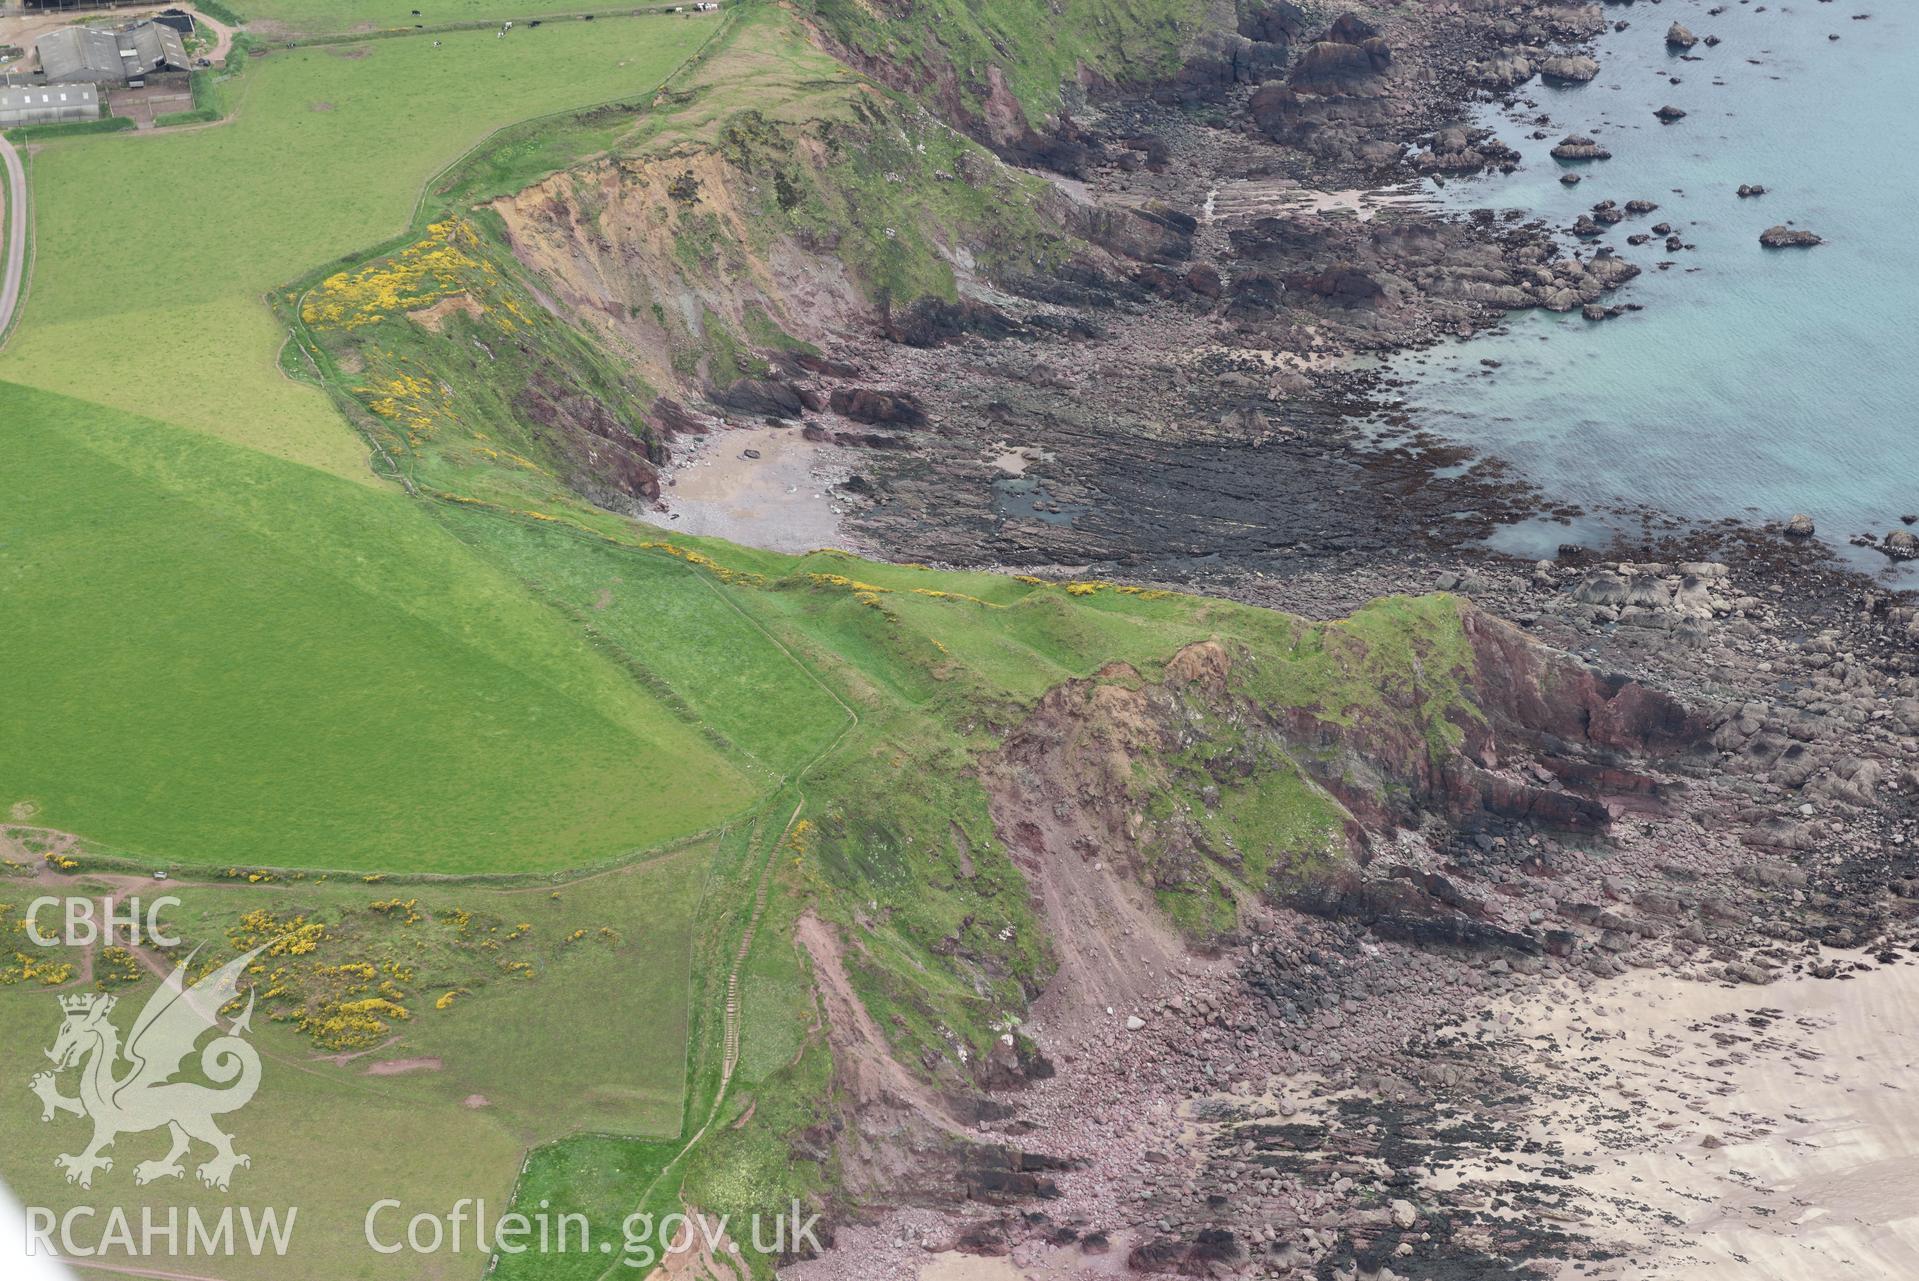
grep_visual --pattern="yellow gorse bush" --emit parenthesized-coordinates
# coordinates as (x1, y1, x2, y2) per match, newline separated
(232, 908, 326, 958)
(301, 219, 492, 331)
(1, 952, 75, 986)
(359, 371, 446, 436)
(95, 946, 143, 989)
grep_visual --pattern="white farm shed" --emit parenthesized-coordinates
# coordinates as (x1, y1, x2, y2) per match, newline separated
(0, 82, 102, 127)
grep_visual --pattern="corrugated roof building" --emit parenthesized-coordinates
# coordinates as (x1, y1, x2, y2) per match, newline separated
(34, 28, 123, 84)
(36, 21, 188, 85)
(0, 82, 101, 127)
(123, 21, 189, 75)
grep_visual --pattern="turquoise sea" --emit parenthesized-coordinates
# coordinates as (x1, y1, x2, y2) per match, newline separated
(1378, 0, 1916, 580)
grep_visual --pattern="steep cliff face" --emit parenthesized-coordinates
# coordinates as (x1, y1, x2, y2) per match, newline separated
(982, 598, 1711, 969)
(790, 594, 1716, 1229)
(492, 97, 1088, 441)
(494, 131, 868, 402)
(982, 639, 1356, 954)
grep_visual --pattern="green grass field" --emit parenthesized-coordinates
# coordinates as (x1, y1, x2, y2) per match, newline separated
(0, 845, 706, 1278)
(0, 16, 717, 481)
(234, 0, 695, 38)
(436, 507, 851, 780)
(0, 381, 755, 873)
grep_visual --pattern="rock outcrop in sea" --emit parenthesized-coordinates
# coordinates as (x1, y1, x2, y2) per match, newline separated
(1760, 225, 1823, 247)
(1551, 134, 1612, 161)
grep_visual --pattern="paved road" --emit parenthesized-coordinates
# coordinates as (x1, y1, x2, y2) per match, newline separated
(0, 129, 25, 346)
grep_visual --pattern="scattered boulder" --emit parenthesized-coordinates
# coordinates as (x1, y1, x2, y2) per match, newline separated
(829, 387, 927, 427)
(1413, 125, 1519, 175)
(1469, 52, 1535, 89)
(1737, 183, 1767, 197)
(1655, 104, 1687, 122)
(1327, 12, 1378, 44)
(715, 377, 804, 419)
(1291, 35, 1391, 83)
(1666, 22, 1700, 49)
(1184, 264, 1223, 298)
(1588, 249, 1639, 287)
(1724, 960, 1775, 985)
(1886, 529, 1919, 560)
(1785, 513, 1817, 538)
(1238, 0, 1308, 46)
(1539, 54, 1599, 84)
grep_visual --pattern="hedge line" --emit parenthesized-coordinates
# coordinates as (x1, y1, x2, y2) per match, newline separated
(6, 115, 136, 142)
(195, 0, 245, 26)
(155, 107, 222, 128)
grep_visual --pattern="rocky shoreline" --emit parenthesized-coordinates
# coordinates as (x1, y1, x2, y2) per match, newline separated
(781, 515, 1918, 1278)
(755, 2, 1919, 1278)
(751, 0, 1901, 598)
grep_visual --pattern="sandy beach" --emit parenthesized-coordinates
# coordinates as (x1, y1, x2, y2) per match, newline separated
(1443, 959, 1919, 1279)
(644, 425, 848, 553)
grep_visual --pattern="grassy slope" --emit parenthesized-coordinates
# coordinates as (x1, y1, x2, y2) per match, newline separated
(0, 381, 754, 873)
(420, 5, 849, 217)
(436, 508, 849, 778)
(802, 0, 1197, 124)
(0, 17, 713, 481)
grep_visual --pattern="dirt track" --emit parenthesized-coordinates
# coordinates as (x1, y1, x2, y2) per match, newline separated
(0, 129, 25, 347)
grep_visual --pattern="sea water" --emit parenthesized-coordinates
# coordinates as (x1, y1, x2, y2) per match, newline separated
(1379, 0, 1917, 579)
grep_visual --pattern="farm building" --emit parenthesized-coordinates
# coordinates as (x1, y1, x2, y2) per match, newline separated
(121, 20, 190, 73)
(36, 20, 188, 86)
(0, 82, 101, 127)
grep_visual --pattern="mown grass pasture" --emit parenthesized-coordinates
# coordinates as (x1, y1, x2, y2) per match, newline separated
(233, 0, 697, 39)
(0, 382, 754, 873)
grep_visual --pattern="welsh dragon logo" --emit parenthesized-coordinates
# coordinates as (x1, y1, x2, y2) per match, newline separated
(29, 946, 266, 1191)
